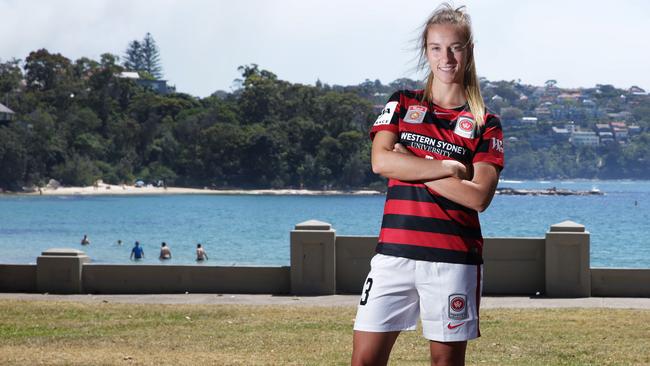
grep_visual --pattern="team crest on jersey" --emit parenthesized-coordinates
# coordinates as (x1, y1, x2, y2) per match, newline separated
(403, 105, 427, 124)
(454, 116, 476, 138)
(448, 294, 468, 320)
(374, 101, 398, 126)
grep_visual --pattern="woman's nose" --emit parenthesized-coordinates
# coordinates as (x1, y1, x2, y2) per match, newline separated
(442, 48, 454, 62)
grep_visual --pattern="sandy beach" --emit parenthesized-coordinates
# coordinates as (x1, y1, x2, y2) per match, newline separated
(9, 182, 382, 196)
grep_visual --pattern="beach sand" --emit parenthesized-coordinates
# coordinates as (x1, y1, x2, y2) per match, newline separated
(13, 183, 382, 196)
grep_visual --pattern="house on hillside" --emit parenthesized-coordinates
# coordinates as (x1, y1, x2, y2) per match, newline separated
(570, 130, 599, 147)
(0, 103, 15, 124)
(521, 117, 538, 126)
(534, 103, 552, 120)
(628, 125, 642, 136)
(595, 123, 614, 145)
(551, 126, 570, 142)
(116, 71, 173, 94)
(610, 121, 629, 143)
(629, 86, 646, 95)
(606, 111, 633, 121)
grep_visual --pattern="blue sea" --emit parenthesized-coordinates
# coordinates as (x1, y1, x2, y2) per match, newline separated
(0, 180, 648, 268)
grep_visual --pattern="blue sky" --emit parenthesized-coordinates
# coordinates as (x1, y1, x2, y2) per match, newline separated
(1, 0, 648, 97)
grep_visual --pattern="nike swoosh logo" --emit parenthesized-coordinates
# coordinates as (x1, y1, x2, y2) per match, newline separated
(447, 322, 465, 329)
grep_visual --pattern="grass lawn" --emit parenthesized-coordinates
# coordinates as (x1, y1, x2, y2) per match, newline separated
(0, 300, 649, 365)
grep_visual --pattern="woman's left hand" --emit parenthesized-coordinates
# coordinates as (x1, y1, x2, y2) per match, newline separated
(392, 143, 411, 155)
(393, 143, 471, 180)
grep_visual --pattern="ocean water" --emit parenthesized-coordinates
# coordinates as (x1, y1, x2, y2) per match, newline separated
(0, 180, 648, 268)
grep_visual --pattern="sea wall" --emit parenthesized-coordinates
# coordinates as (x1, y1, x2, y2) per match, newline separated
(1, 220, 648, 297)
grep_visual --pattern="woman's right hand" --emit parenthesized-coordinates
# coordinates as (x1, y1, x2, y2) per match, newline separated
(442, 160, 469, 180)
(393, 143, 469, 180)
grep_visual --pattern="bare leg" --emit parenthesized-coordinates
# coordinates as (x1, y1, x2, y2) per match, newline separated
(429, 340, 467, 366)
(351, 330, 400, 366)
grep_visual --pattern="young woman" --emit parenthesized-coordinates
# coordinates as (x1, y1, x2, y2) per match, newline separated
(352, 3, 504, 365)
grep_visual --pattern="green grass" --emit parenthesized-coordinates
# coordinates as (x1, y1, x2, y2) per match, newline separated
(0, 300, 649, 365)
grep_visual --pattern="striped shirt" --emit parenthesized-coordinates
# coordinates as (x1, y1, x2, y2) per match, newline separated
(370, 90, 504, 265)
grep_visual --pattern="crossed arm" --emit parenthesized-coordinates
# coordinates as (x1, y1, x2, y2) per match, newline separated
(371, 130, 500, 212)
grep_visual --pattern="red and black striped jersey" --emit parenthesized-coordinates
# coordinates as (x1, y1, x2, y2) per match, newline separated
(370, 89, 504, 265)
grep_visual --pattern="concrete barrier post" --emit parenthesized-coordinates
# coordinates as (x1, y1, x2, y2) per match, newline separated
(36, 248, 90, 294)
(545, 221, 591, 297)
(290, 220, 336, 295)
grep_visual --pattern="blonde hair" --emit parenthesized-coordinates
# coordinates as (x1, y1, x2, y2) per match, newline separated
(418, 3, 486, 126)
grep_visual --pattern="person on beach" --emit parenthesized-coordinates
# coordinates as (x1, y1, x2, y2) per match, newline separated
(196, 243, 208, 261)
(80, 234, 90, 245)
(117, 239, 122, 246)
(352, 4, 504, 366)
(159, 242, 172, 260)
(130, 241, 144, 260)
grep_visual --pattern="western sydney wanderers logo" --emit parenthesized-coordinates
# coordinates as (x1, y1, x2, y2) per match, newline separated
(403, 105, 427, 124)
(448, 294, 468, 320)
(454, 116, 476, 138)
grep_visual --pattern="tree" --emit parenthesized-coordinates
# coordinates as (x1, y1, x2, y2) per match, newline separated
(500, 107, 524, 122)
(0, 125, 27, 190)
(0, 58, 22, 95)
(123, 33, 163, 79)
(141, 33, 163, 79)
(123, 40, 144, 71)
(24, 49, 72, 91)
(236, 64, 281, 124)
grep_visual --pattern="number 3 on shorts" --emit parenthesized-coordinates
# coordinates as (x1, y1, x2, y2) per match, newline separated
(360, 278, 373, 305)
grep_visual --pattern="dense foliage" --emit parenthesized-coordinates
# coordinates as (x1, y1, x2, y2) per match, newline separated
(0, 54, 377, 190)
(0, 50, 649, 191)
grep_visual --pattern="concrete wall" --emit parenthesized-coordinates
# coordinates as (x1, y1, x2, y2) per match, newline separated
(0, 264, 37, 292)
(591, 268, 650, 297)
(335, 236, 376, 294)
(482, 237, 545, 295)
(1, 220, 649, 297)
(332, 236, 547, 296)
(83, 265, 290, 294)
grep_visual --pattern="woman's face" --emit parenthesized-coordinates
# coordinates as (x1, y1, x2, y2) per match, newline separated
(426, 24, 470, 85)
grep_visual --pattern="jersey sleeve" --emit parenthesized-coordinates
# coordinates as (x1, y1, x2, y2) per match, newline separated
(473, 114, 504, 171)
(369, 91, 401, 140)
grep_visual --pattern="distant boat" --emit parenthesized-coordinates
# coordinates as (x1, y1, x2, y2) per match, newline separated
(590, 187, 602, 194)
(499, 179, 523, 184)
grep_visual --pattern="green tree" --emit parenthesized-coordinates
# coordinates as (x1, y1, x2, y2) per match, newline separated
(123, 40, 144, 71)
(24, 49, 72, 91)
(141, 33, 163, 79)
(51, 154, 101, 186)
(0, 125, 27, 190)
(123, 33, 163, 79)
(0, 58, 22, 95)
(21, 109, 67, 185)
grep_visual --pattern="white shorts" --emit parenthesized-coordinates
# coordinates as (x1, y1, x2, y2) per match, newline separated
(353, 253, 483, 342)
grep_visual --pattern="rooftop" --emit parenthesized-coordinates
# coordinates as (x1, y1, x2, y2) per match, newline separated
(0, 103, 15, 114)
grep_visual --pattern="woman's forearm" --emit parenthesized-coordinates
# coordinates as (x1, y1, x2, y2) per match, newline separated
(372, 148, 465, 181)
(424, 163, 500, 212)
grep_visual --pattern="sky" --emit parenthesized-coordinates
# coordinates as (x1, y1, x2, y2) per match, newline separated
(1, 0, 649, 98)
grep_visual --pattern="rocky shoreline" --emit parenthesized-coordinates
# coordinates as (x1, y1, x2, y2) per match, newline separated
(496, 187, 604, 196)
